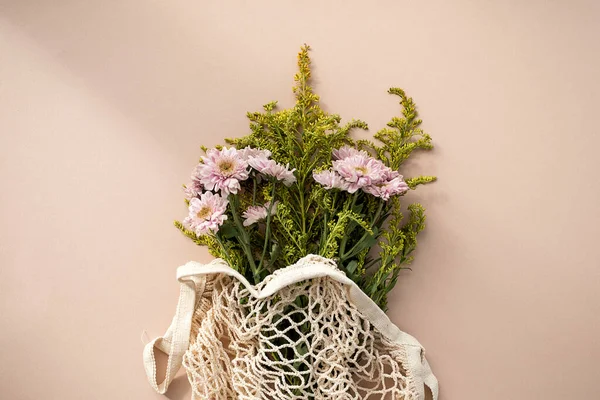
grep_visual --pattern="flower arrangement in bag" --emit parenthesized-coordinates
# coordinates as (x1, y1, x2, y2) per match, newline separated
(175, 45, 435, 310)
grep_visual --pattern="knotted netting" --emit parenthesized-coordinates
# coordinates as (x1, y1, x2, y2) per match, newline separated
(144, 255, 438, 400)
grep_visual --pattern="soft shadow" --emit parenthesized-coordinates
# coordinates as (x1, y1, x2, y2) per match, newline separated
(165, 375, 191, 400)
(0, 1, 299, 155)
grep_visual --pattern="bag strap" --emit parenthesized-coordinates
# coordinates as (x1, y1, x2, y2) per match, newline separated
(142, 273, 208, 394)
(143, 256, 438, 399)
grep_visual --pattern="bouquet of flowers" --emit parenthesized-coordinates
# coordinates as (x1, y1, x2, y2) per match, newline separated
(176, 45, 435, 310)
(144, 45, 438, 400)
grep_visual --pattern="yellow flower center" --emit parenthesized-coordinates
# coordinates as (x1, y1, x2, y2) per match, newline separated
(196, 206, 212, 220)
(354, 166, 368, 174)
(218, 160, 234, 175)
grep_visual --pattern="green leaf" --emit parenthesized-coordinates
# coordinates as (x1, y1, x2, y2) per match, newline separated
(219, 222, 239, 239)
(346, 260, 358, 274)
(361, 234, 378, 250)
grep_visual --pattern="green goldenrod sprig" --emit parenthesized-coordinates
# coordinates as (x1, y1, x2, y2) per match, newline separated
(177, 45, 435, 309)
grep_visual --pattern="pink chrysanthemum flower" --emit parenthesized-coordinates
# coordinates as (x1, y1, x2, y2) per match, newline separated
(383, 167, 400, 180)
(363, 176, 410, 200)
(312, 170, 349, 190)
(183, 180, 203, 200)
(238, 146, 272, 161)
(242, 201, 279, 227)
(332, 145, 368, 160)
(197, 147, 249, 195)
(332, 155, 387, 193)
(248, 158, 297, 186)
(247, 157, 269, 172)
(184, 192, 229, 235)
(183, 164, 204, 199)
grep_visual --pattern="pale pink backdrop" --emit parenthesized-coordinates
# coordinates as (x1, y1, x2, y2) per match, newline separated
(1, 1, 599, 399)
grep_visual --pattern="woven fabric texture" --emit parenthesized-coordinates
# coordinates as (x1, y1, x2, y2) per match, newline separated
(143, 255, 438, 400)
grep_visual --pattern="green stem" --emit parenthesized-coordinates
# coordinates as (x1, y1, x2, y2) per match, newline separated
(282, 226, 303, 249)
(364, 256, 382, 271)
(213, 233, 232, 265)
(321, 216, 346, 255)
(258, 182, 277, 274)
(339, 192, 359, 256)
(229, 195, 258, 278)
(342, 200, 384, 259)
(298, 178, 307, 235)
(317, 191, 339, 250)
(320, 211, 329, 254)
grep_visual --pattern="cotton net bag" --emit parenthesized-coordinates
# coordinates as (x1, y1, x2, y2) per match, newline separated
(143, 255, 438, 399)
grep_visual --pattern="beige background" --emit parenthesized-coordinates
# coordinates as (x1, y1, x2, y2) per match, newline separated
(1, 1, 599, 399)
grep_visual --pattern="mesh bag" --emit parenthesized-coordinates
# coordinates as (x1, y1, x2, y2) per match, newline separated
(143, 255, 438, 399)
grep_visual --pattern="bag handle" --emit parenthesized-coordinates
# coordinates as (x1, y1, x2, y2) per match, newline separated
(143, 256, 438, 399)
(142, 273, 208, 394)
